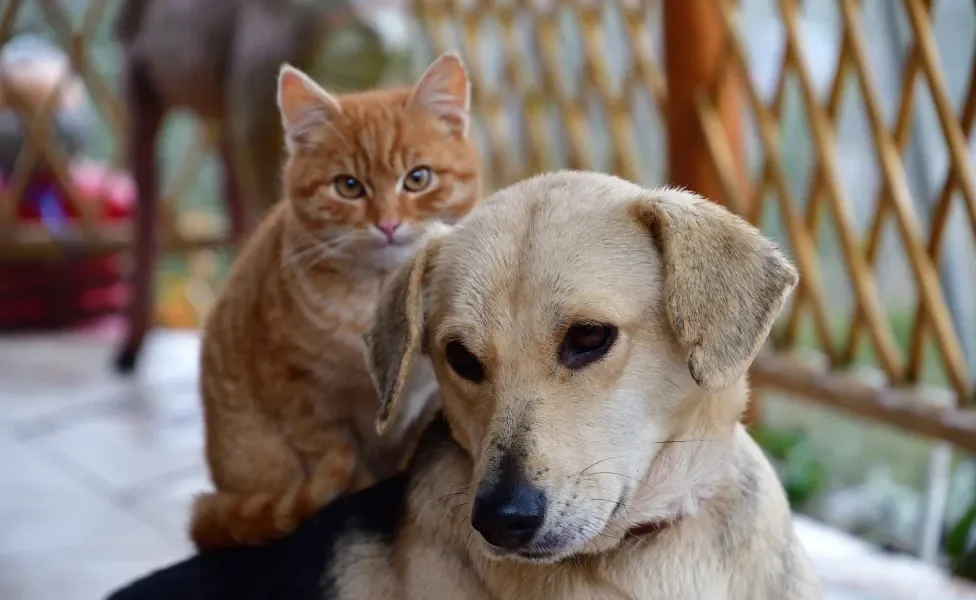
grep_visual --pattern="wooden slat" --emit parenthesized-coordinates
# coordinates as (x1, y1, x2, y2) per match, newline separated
(579, 4, 640, 180)
(903, 0, 976, 242)
(906, 52, 976, 387)
(774, 0, 903, 381)
(782, 36, 852, 357)
(35, 0, 126, 137)
(529, 5, 595, 173)
(0, 80, 97, 237)
(837, 0, 969, 399)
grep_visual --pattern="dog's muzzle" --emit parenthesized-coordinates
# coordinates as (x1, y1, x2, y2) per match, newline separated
(471, 475, 546, 551)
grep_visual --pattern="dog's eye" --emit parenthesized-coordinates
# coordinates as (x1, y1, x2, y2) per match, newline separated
(559, 324, 617, 370)
(445, 341, 485, 383)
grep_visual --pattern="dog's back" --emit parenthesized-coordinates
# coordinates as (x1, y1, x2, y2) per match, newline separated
(106, 473, 407, 600)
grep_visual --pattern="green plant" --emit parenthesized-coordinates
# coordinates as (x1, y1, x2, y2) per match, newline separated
(947, 500, 976, 581)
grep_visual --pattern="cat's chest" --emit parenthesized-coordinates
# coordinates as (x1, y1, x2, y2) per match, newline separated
(291, 272, 381, 328)
(285, 272, 384, 365)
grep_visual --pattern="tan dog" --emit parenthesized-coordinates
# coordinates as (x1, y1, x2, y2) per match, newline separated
(107, 171, 821, 600)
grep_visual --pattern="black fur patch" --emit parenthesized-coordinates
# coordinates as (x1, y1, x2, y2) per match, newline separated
(408, 412, 457, 473)
(105, 473, 408, 600)
(104, 416, 465, 600)
(106, 468, 425, 599)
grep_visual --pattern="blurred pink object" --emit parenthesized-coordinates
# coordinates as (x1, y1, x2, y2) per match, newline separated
(0, 159, 134, 332)
(68, 159, 136, 221)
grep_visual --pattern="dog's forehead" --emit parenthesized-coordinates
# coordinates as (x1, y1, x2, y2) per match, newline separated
(432, 172, 659, 330)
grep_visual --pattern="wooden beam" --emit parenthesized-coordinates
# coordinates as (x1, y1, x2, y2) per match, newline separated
(751, 353, 976, 454)
(0, 225, 234, 262)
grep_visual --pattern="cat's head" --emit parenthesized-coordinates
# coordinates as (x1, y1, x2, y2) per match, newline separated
(276, 52, 480, 263)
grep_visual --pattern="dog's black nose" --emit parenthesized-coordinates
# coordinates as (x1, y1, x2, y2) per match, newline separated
(471, 479, 546, 550)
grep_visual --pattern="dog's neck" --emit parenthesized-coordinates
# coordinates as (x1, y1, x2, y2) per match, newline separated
(587, 380, 748, 553)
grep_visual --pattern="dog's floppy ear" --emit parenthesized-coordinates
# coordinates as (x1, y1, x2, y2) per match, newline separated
(632, 189, 798, 391)
(364, 236, 444, 435)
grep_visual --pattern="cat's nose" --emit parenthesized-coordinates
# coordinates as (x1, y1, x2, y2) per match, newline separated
(376, 220, 401, 242)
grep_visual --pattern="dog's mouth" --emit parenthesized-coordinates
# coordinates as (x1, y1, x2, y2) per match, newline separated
(514, 549, 560, 562)
(478, 496, 629, 565)
(481, 539, 571, 564)
(469, 467, 634, 564)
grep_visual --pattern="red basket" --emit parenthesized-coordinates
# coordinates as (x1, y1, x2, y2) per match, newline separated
(0, 161, 134, 331)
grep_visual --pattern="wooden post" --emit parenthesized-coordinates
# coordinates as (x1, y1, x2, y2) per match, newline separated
(663, 0, 744, 205)
(662, 0, 758, 422)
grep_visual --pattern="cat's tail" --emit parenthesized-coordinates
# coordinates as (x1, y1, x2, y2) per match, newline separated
(189, 466, 360, 552)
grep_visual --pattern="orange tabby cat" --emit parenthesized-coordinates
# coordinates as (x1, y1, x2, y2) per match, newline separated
(190, 53, 480, 552)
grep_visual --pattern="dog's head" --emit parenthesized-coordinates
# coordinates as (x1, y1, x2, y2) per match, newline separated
(364, 172, 797, 562)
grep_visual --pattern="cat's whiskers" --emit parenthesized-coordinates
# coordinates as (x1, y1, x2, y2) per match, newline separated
(282, 244, 330, 269)
(281, 232, 357, 271)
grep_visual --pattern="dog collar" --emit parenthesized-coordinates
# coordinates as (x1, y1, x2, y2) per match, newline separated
(627, 516, 683, 538)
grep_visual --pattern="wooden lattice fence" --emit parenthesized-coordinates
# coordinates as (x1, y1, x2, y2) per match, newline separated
(415, 0, 976, 449)
(1, 0, 974, 450)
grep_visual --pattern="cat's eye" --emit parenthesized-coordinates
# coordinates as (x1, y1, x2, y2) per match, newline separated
(558, 323, 617, 370)
(334, 175, 366, 199)
(403, 167, 432, 192)
(445, 340, 485, 383)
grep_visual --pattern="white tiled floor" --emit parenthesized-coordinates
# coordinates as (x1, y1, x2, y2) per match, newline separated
(0, 331, 198, 600)
(0, 329, 973, 599)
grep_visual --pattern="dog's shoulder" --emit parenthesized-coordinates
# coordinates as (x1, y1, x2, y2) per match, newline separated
(408, 411, 457, 470)
(325, 414, 476, 599)
(721, 427, 821, 599)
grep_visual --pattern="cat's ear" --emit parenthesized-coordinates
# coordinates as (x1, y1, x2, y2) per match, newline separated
(364, 231, 447, 435)
(407, 52, 471, 138)
(277, 64, 342, 151)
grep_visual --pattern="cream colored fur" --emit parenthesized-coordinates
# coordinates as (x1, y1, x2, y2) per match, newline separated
(353, 170, 821, 599)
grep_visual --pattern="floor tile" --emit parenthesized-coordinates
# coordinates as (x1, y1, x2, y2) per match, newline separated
(0, 330, 200, 426)
(127, 464, 211, 541)
(23, 381, 204, 493)
(0, 431, 165, 555)
(0, 543, 190, 600)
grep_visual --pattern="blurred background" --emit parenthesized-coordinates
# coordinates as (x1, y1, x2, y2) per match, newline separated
(0, 0, 974, 598)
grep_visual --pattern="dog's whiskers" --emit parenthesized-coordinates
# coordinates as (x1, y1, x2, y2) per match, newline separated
(453, 513, 471, 542)
(576, 455, 627, 478)
(446, 501, 470, 518)
(438, 500, 470, 538)
(584, 471, 657, 494)
(464, 526, 477, 556)
(418, 488, 468, 520)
